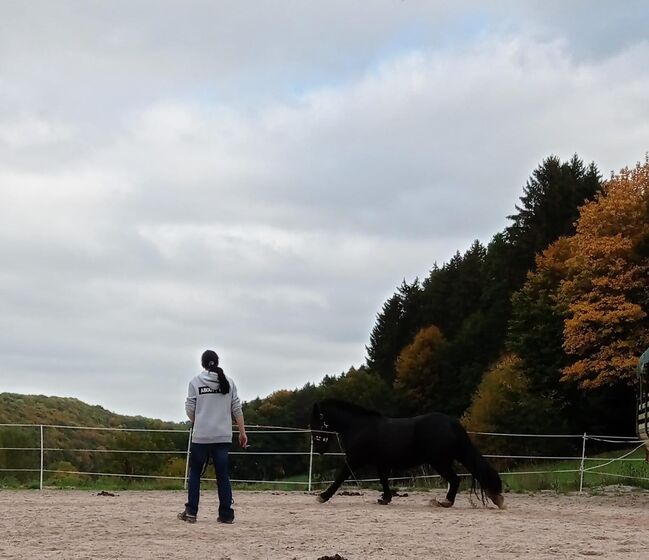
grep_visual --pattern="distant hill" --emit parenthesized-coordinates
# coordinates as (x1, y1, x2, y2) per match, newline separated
(0, 392, 190, 485)
(0, 392, 313, 487)
(0, 392, 185, 430)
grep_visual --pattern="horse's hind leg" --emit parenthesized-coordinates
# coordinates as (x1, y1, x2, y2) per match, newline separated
(317, 464, 350, 503)
(377, 467, 391, 505)
(430, 462, 460, 508)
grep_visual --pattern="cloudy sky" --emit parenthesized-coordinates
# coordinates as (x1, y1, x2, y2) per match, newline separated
(1, 1, 648, 421)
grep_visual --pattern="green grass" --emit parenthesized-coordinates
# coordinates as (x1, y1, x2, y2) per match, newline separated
(501, 446, 649, 493)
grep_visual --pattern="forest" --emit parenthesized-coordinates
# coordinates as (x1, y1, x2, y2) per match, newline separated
(2, 155, 648, 485)
(246, 155, 649, 445)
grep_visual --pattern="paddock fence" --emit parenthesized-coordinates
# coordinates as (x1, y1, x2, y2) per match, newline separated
(1, 423, 647, 492)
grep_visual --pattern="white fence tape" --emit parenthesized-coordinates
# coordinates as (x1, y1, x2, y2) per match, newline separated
(0, 423, 646, 492)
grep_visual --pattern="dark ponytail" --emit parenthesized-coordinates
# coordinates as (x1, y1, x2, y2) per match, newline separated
(215, 368, 230, 394)
(201, 349, 230, 394)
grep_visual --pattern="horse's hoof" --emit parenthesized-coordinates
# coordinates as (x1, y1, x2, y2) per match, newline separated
(492, 494, 506, 509)
(431, 498, 453, 508)
(316, 495, 327, 503)
(377, 498, 391, 505)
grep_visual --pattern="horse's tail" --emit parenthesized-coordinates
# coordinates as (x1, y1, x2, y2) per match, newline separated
(454, 422, 504, 508)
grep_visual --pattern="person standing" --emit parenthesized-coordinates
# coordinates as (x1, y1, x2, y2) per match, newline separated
(178, 349, 248, 524)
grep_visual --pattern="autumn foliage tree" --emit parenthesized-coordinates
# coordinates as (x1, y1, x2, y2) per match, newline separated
(558, 160, 649, 388)
(462, 354, 568, 457)
(395, 325, 447, 412)
(462, 355, 529, 435)
(462, 355, 533, 457)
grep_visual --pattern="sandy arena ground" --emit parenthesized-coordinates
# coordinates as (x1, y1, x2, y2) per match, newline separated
(2, 488, 649, 559)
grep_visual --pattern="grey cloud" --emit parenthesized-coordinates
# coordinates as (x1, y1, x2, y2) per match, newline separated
(2, 1, 646, 119)
(1, 3, 649, 419)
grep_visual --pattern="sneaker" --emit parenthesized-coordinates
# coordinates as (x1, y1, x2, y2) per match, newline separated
(177, 510, 197, 524)
(217, 517, 234, 524)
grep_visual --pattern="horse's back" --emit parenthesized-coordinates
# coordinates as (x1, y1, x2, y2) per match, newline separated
(412, 412, 468, 458)
(340, 408, 470, 469)
(351, 416, 420, 467)
(368, 413, 464, 468)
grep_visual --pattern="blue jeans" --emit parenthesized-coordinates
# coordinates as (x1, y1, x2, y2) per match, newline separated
(185, 442, 234, 521)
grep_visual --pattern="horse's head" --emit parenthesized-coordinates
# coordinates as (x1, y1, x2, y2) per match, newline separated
(310, 402, 333, 455)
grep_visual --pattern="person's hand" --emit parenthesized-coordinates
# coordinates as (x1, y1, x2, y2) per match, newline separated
(239, 431, 248, 448)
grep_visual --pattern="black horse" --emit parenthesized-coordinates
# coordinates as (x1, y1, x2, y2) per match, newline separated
(310, 399, 505, 509)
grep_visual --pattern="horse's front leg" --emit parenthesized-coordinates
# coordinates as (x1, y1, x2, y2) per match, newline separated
(317, 464, 350, 503)
(377, 467, 392, 505)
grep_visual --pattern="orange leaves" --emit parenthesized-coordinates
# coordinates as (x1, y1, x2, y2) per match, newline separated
(394, 325, 447, 409)
(575, 163, 649, 240)
(562, 341, 641, 389)
(555, 159, 649, 388)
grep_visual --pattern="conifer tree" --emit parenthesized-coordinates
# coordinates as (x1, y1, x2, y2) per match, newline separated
(506, 154, 601, 279)
(366, 280, 423, 384)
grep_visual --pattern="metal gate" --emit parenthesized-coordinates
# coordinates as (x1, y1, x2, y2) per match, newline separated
(638, 347, 649, 461)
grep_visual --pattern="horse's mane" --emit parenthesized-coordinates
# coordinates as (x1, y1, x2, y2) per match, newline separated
(318, 399, 383, 417)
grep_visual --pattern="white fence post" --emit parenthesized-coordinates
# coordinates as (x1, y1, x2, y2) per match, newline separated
(579, 432, 587, 493)
(39, 425, 44, 491)
(183, 428, 192, 490)
(308, 436, 314, 492)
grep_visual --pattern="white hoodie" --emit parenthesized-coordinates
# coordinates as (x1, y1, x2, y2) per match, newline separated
(185, 370, 243, 444)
